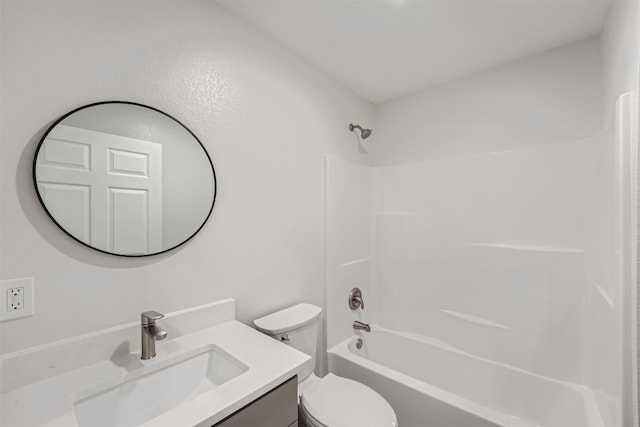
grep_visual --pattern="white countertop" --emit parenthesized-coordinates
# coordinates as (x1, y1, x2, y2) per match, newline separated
(1, 320, 312, 427)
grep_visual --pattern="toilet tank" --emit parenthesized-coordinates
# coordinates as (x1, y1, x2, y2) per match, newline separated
(254, 304, 321, 380)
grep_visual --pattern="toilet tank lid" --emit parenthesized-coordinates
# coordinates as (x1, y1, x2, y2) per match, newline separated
(254, 303, 321, 335)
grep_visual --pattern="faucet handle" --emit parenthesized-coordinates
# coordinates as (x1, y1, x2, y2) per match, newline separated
(349, 288, 365, 310)
(141, 311, 164, 325)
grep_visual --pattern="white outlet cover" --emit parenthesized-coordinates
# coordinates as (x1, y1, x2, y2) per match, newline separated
(0, 277, 35, 321)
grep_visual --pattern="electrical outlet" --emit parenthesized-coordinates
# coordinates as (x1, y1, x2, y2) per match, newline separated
(1, 278, 34, 321)
(7, 287, 24, 310)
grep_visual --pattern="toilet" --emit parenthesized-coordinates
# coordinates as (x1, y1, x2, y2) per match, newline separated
(254, 303, 398, 427)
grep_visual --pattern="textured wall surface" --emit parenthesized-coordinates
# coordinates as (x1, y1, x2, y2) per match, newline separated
(0, 0, 373, 354)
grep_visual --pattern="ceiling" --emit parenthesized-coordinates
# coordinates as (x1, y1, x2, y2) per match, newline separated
(217, 0, 611, 104)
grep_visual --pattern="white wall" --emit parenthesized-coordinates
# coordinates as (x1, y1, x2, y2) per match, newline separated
(0, 0, 373, 355)
(371, 38, 602, 166)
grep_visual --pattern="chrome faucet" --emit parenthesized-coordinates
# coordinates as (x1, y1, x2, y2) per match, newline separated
(353, 320, 371, 332)
(141, 311, 167, 360)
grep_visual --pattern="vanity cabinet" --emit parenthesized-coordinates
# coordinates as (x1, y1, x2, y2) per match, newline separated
(214, 376, 298, 427)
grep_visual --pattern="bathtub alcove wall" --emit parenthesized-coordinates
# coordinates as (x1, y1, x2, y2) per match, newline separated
(325, 18, 638, 427)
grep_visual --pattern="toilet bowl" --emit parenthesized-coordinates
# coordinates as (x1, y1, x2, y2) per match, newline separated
(298, 373, 397, 427)
(254, 304, 397, 427)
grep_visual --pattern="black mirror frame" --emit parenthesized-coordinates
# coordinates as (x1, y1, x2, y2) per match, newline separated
(32, 101, 217, 257)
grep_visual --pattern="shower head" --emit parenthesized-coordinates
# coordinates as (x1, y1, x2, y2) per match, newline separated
(349, 123, 372, 140)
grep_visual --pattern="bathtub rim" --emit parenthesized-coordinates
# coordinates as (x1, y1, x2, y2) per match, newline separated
(327, 328, 606, 427)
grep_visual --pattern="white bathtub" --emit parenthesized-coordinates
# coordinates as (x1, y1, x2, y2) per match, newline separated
(328, 327, 605, 427)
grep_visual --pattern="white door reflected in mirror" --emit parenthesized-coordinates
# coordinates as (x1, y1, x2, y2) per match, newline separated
(34, 102, 216, 257)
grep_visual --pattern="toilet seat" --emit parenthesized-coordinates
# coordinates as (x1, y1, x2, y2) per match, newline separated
(299, 373, 398, 427)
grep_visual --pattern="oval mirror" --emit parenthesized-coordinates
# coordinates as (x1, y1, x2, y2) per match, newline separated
(33, 101, 216, 257)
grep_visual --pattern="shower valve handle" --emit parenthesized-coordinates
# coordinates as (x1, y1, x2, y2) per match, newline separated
(349, 287, 365, 310)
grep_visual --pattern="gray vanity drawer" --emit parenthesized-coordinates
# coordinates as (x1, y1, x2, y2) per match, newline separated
(214, 376, 298, 427)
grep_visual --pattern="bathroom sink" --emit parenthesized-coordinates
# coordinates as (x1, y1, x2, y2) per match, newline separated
(73, 346, 248, 427)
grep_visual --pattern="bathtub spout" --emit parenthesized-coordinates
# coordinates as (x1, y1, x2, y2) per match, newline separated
(353, 321, 371, 332)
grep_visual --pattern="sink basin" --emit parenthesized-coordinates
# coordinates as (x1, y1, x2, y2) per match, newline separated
(73, 346, 248, 427)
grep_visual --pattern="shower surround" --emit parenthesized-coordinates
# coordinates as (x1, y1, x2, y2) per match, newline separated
(325, 127, 623, 426)
(324, 35, 636, 426)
